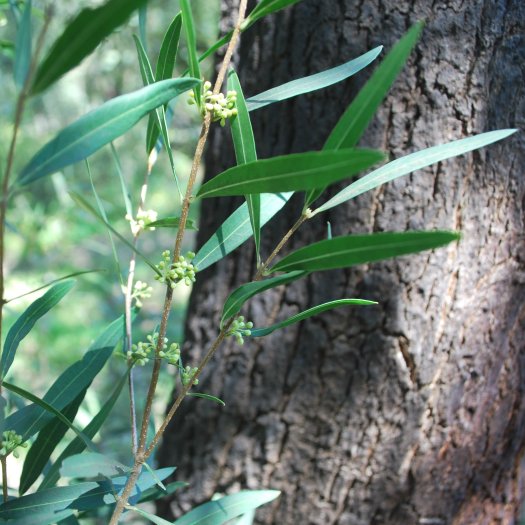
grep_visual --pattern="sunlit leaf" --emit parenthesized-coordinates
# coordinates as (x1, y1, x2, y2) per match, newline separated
(271, 231, 460, 273)
(31, 0, 149, 94)
(194, 192, 292, 271)
(313, 129, 519, 214)
(221, 271, 306, 326)
(173, 490, 281, 525)
(13, 0, 31, 88)
(246, 46, 383, 112)
(251, 299, 377, 337)
(197, 149, 385, 198)
(0, 280, 75, 379)
(228, 69, 261, 263)
(18, 78, 200, 186)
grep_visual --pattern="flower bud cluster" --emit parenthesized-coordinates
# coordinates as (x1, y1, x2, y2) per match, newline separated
(227, 316, 253, 345)
(155, 251, 197, 288)
(188, 81, 238, 126)
(128, 332, 180, 367)
(126, 209, 158, 236)
(131, 280, 153, 308)
(0, 430, 27, 458)
(181, 365, 199, 387)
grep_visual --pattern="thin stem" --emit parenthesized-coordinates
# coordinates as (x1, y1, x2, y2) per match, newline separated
(108, 459, 143, 525)
(1, 457, 7, 502)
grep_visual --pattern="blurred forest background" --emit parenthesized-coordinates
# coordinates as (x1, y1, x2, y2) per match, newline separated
(0, 0, 216, 489)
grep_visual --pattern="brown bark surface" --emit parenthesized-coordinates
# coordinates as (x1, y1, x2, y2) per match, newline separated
(158, 1, 525, 523)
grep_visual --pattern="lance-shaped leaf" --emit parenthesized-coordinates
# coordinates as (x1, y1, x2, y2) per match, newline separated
(146, 13, 182, 153)
(221, 271, 307, 326)
(271, 231, 460, 274)
(197, 149, 385, 199)
(304, 21, 424, 208)
(129, 507, 174, 525)
(172, 490, 280, 525)
(0, 280, 75, 379)
(147, 216, 197, 229)
(313, 129, 519, 214)
(251, 299, 377, 337)
(1, 381, 93, 448)
(247, 0, 302, 25)
(228, 69, 261, 263)
(4, 314, 125, 440)
(194, 192, 292, 271)
(40, 370, 129, 490)
(19, 392, 85, 495)
(30, 0, 149, 95)
(181, 0, 201, 106)
(138, 481, 188, 504)
(18, 78, 200, 186)
(60, 452, 130, 479)
(246, 46, 383, 112)
(187, 392, 226, 406)
(13, 0, 31, 88)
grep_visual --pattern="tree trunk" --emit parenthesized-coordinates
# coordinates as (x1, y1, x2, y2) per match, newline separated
(158, 1, 525, 523)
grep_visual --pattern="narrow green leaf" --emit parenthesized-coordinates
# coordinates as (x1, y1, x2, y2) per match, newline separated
(251, 299, 377, 337)
(180, 0, 201, 106)
(1, 381, 93, 449)
(271, 231, 460, 274)
(246, 46, 383, 112)
(327, 222, 332, 240)
(68, 191, 162, 276)
(134, 37, 182, 198)
(0, 395, 7, 441)
(247, 0, 302, 24)
(1, 509, 75, 525)
(325, 21, 424, 151)
(39, 370, 129, 490)
(228, 69, 260, 263)
(221, 271, 306, 326)
(110, 143, 133, 218)
(4, 270, 103, 304)
(146, 13, 182, 153)
(142, 461, 167, 492)
(187, 393, 226, 406)
(173, 490, 281, 525)
(197, 149, 385, 199)
(30, 0, 149, 95)
(0, 280, 75, 379)
(139, 5, 147, 48)
(147, 217, 198, 230)
(129, 506, 173, 525)
(313, 129, 519, 214)
(60, 452, 130, 479)
(4, 314, 125, 441)
(137, 481, 188, 504)
(19, 392, 85, 495)
(193, 192, 292, 271)
(18, 78, 200, 186)
(13, 0, 31, 88)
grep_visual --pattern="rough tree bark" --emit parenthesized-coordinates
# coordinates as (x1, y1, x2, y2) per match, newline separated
(158, 0, 525, 523)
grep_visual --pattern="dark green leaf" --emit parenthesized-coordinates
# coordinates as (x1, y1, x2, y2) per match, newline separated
(39, 370, 129, 490)
(187, 393, 226, 406)
(246, 46, 383, 112)
(313, 129, 519, 214)
(138, 481, 188, 504)
(69, 191, 162, 276)
(228, 69, 260, 263)
(4, 314, 126, 441)
(146, 13, 182, 153)
(251, 299, 377, 337)
(247, 0, 302, 24)
(18, 78, 200, 186)
(180, 0, 201, 106)
(221, 271, 306, 326)
(0, 395, 6, 440)
(1, 381, 93, 448)
(271, 231, 460, 273)
(324, 21, 423, 151)
(194, 192, 292, 271)
(197, 149, 385, 199)
(147, 217, 198, 230)
(30, 0, 149, 95)
(60, 452, 130, 479)
(129, 507, 173, 525)
(19, 392, 85, 494)
(13, 0, 31, 88)
(0, 280, 75, 379)
(173, 490, 281, 525)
